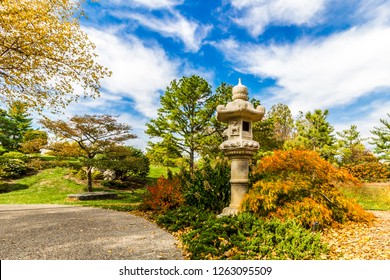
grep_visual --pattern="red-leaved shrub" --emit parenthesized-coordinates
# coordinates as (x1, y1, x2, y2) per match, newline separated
(142, 177, 184, 211)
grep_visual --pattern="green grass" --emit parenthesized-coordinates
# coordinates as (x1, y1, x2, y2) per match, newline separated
(338, 182, 390, 211)
(0, 168, 146, 211)
(148, 164, 180, 179)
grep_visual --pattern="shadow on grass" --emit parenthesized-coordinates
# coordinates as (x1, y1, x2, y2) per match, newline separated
(0, 183, 29, 194)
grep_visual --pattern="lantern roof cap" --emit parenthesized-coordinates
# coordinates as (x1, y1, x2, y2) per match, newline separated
(232, 78, 248, 101)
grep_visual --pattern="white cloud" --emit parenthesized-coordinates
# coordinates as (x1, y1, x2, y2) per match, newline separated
(354, 0, 390, 25)
(84, 27, 179, 118)
(216, 24, 390, 115)
(116, 11, 211, 52)
(229, 0, 325, 36)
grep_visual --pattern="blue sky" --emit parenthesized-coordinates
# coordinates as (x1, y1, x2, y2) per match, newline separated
(57, 0, 390, 150)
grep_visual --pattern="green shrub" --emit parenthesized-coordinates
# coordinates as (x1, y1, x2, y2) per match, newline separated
(156, 206, 213, 232)
(95, 146, 150, 180)
(243, 150, 374, 228)
(0, 158, 28, 179)
(101, 178, 145, 190)
(2, 151, 28, 162)
(157, 208, 328, 260)
(74, 169, 87, 180)
(26, 158, 48, 171)
(0, 183, 8, 193)
(92, 170, 104, 180)
(178, 157, 230, 212)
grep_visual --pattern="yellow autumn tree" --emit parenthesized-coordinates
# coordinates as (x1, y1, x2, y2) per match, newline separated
(0, 0, 110, 112)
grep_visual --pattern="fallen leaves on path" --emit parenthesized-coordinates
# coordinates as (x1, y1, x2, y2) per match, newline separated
(322, 211, 390, 259)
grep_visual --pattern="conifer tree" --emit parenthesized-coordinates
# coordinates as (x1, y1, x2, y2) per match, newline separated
(146, 75, 215, 170)
(293, 109, 336, 160)
(370, 113, 390, 162)
(0, 102, 32, 151)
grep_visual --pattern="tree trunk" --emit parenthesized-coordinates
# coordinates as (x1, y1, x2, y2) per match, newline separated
(189, 148, 195, 173)
(86, 166, 93, 192)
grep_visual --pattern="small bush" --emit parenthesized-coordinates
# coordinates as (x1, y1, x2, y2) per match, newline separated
(243, 150, 374, 228)
(179, 157, 231, 212)
(342, 162, 390, 182)
(2, 151, 28, 162)
(0, 158, 28, 179)
(74, 169, 87, 180)
(92, 170, 104, 180)
(0, 183, 9, 193)
(157, 208, 329, 260)
(101, 180, 129, 189)
(95, 146, 150, 180)
(101, 178, 145, 190)
(142, 177, 184, 211)
(26, 158, 57, 171)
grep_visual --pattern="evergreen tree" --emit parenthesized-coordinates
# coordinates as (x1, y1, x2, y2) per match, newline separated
(370, 113, 390, 162)
(0, 102, 32, 151)
(146, 75, 216, 170)
(336, 125, 373, 165)
(291, 109, 336, 160)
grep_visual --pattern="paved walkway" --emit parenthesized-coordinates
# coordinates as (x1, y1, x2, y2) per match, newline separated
(0, 204, 183, 260)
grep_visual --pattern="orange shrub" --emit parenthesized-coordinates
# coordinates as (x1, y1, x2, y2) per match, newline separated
(342, 162, 390, 182)
(142, 177, 184, 211)
(243, 150, 374, 228)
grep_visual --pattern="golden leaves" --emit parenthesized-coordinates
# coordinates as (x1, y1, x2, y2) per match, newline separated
(322, 211, 390, 259)
(243, 150, 373, 227)
(0, 0, 110, 112)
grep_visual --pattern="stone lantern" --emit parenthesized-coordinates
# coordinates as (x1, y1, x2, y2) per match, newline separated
(216, 79, 265, 216)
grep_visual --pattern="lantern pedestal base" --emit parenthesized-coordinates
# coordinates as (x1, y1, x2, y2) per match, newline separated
(218, 206, 240, 217)
(218, 183, 248, 217)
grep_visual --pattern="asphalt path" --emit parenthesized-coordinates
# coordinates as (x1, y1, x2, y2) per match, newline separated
(0, 204, 183, 260)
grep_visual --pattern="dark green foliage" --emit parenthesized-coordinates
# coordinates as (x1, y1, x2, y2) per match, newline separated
(0, 102, 32, 151)
(0, 183, 28, 193)
(156, 206, 213, 232)
(146, 75, 214, 170)
(101, 178, 146, 190)
(178, 157, 230, 212)
(0, 158, 28, 179)
(156, 208, 328, 260)
(370, 113, 390, 162)
(287, 109, 336, 161)
(95, 146, 150, 180)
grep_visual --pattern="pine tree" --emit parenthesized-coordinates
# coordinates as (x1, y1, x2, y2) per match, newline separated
(293, 109, 336, 160)
(0, 102, 32, 151)
(146, 75, 215, 171)
(370, 113, 390, 162)
(336, 125, 372, 165)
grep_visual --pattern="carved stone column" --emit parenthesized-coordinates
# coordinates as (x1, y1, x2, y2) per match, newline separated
(216, 79, 265, 216)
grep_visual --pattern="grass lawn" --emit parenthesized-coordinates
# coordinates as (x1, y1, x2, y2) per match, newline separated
(149, 164, 180, 179)
(0, 168, 146, 211)
(338, 182, 390, 211)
